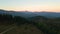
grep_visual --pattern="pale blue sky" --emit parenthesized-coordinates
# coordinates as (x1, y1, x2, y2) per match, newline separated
(0, 0, 60, 12)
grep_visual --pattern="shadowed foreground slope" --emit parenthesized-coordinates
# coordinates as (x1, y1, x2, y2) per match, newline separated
(4, 24, 43, 34)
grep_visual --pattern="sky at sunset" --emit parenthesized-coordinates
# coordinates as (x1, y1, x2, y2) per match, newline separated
(0, 0, 60, 12)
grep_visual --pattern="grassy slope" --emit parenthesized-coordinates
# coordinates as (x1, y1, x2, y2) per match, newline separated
(4, 24, 43, 34)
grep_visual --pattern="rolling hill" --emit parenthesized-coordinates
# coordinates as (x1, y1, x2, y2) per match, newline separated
(0, 9, 60, 18)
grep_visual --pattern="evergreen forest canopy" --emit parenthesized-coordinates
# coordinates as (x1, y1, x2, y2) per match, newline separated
(0, 13, 60, 34)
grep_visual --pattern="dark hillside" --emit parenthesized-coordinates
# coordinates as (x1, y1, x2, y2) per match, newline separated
(31, 16, 60, 34)
(0, 12, 60, 34)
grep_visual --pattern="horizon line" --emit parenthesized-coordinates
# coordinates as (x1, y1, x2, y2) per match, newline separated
(0, 9, 60, 13)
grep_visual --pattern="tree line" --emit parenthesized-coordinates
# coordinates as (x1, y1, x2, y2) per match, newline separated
(0, 14, 30, 25)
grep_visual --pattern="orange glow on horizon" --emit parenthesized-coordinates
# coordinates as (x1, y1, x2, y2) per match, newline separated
(0, 6, 60, 12)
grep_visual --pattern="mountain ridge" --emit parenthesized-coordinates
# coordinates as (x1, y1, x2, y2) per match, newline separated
(0, 9, 60, 18)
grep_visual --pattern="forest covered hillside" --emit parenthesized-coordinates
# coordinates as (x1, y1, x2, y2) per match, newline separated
(0, 13, 60, 34)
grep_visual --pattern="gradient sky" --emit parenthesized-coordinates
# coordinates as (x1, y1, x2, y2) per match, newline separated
(0, 0, 60, 12)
